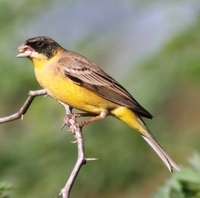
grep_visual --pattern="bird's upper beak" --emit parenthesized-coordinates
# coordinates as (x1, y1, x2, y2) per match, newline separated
(16, 43, 34, 58)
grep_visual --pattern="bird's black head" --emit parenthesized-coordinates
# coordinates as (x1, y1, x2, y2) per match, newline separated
(17, 36, 62, 59)
(26, 36, 61, 59)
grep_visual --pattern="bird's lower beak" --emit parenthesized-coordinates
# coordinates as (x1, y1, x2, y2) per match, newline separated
(16, 44, 34, 58)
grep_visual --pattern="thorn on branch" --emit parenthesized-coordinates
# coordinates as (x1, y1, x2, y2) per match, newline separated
(85, 158, 99, 161)
(71, 140, 77, 144)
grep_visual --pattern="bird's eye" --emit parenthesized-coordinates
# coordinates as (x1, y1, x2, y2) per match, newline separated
(36, 41, 44, 47)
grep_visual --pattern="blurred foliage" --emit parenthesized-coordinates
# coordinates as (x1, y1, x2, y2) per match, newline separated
(0, 1, 200, 198)
(0, 182, 14, 198)
(152, 153, 200, 198)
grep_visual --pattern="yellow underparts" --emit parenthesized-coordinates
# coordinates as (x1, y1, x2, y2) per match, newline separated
(32, 53, 146, 135)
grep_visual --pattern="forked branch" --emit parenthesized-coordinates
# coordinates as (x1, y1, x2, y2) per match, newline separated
(0, 89, 47, 124)
(0, 89, 96, 198)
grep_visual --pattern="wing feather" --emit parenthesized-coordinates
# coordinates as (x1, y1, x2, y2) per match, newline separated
(57, 54, 153, 119)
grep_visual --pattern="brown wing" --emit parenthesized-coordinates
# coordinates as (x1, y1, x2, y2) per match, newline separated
(58, 53, 153, 119)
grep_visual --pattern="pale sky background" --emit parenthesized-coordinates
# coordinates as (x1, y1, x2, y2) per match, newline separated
(16, 0, 199, 78)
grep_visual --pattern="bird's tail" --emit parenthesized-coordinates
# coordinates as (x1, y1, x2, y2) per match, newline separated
(140, 127, 179, 172)
(112, 107, 179, 172)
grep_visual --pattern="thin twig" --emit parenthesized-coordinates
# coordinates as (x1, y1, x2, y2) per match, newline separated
(59, 116, 85, 197)
(0, 89, 47, 124)
(58, 104, 86, 198)
(58, 104, 98, 198)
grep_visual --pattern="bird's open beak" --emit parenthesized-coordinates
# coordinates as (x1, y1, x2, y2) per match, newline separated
(16, 44, 34, 58)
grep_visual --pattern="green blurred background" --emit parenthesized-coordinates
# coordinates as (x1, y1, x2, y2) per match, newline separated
(1, 0, 200, 197)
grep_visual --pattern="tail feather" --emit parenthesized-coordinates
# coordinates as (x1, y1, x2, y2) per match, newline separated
(137, 117, 179, 172)
(112, 107, 179, 172)
(142, 134, 179, 172)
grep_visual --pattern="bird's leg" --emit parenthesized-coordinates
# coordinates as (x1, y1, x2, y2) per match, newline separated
(58, 101, 76, 131)
(62, 110, 108, 129)
(61, 112, 96, 130)
(77, 109, 108, 127)
(58, 101, 94, 130)
(58, 100, 108, 129)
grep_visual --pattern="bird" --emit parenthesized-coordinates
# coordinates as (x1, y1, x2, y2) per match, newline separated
(16, 36, 179, 172)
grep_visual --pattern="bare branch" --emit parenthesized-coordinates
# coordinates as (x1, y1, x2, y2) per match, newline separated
(58, 108, 97, 198)
(59, 117, 85, 197)
(0, 89, 97, 198)
(0, 89, 47, 124)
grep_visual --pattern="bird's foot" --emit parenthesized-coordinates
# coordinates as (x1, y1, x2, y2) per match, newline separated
(60, 113, 79, 133)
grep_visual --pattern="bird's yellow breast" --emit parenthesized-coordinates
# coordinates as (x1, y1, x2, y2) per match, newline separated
(32, 56, 119, 114)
